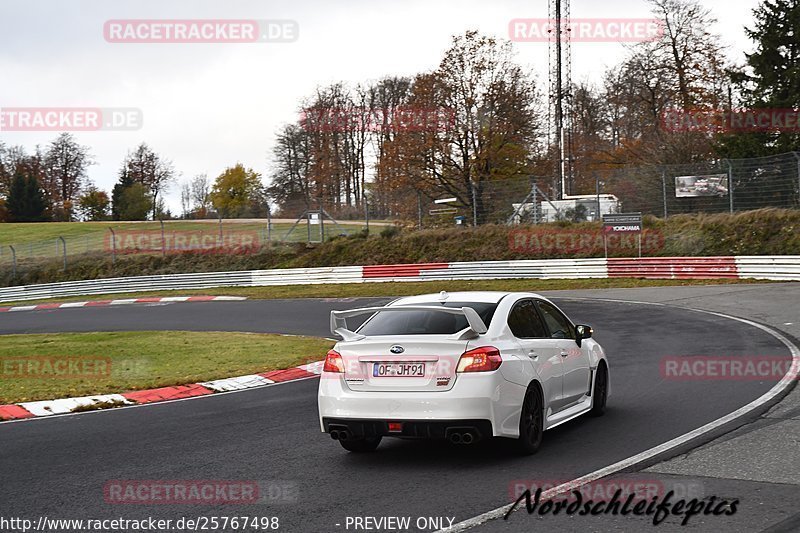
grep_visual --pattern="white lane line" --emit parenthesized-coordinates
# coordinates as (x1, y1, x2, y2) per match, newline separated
(59, 302, 88, 308)
(9, 306, 38, 312)
(110, 299, 139, 305)
(438, 301, 800, 533)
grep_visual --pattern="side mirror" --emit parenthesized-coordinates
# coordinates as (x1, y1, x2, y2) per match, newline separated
(575, 324, 593, 347)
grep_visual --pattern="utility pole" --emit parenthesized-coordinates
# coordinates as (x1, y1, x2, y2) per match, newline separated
(595, 176, 601, 222)
(417, 191, 423, 229)
(550, 0, 572, 200)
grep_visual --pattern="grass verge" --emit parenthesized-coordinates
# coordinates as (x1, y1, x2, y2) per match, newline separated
(0, 277, 773, 307)
(0, 331, 333, 404)
(3, 208, 798, 288)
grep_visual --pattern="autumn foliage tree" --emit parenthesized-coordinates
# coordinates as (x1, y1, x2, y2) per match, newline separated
(77, 186, 110, 221)
(379, 31, 542, 222)
(210, 164, 264, 218)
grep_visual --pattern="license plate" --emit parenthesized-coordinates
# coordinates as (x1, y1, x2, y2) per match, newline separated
(373, 362, 425, 377)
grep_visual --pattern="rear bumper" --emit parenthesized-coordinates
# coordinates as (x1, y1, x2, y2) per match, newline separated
(323, 417, 493, 441)
(317, 372, 526, 438)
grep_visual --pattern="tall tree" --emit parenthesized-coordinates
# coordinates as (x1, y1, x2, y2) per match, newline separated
(77, 186, 110, 221)
(190, 173, 211, 217)
(0, 144, 29, 198)
(180, 181, 192, 218)
(119, 143, 174, 218)
(268, 123, 311, 215)
(210, 164, 263, 218)
(369, 77, 412, 216)
(648, 0, 729, 110)
(111, 165, 135, 221)
(600, 0, 729, 165)
(44, 133, 93, 220)
(385, 31, 542, 221)
(718, 0, 800, 157)
(118, 183, 152, 221)
(6, 173, 47, 222)
(0, 142, 10, 198)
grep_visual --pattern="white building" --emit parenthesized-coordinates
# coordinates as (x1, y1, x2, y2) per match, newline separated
(511, 194, 621, 224)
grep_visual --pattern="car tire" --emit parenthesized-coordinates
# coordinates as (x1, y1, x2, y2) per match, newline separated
(518, 384, 544, 455)
(589, 363, 608, 417)
(339, 436, 382, 452)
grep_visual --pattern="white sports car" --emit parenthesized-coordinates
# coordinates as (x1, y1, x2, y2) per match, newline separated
(318, 291, 609, 453)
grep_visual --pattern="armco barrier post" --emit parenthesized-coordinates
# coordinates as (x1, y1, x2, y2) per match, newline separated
(267, 206, 272, 245)
(317, 197, 326, 243)
(793, 152, 800, 207)
(417, 191, 422, 229)
(365, 199, 370, 234)
(725, 160, 734, 213)
(58, 236, 67, 271)
(109, 228, 116, 265)
(9, 245, 17, 279)
(159, 219, 166, 257)
(471, 182, 478, 227)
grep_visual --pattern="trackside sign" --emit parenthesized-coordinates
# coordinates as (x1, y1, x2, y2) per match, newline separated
(603, 213, 642, 234)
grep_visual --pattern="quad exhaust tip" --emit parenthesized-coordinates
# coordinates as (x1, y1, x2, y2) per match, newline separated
(329, 429, 351, 441)
(447, 430, 477, 445)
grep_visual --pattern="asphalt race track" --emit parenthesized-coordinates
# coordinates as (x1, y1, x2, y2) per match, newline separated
(0, 297, 792, 532)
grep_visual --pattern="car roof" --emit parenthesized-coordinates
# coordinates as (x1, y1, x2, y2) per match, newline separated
(391, 291, 547, 305)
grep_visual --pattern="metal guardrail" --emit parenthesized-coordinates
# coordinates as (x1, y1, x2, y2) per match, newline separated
(736, 256, 800, 281)
(0, 256, 797, 303)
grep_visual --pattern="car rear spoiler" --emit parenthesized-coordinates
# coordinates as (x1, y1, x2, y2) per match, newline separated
(330, 306, 488, 341)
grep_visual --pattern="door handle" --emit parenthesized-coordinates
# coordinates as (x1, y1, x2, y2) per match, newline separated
(528, 350, 539, 358)
(560, 350, 569, 357)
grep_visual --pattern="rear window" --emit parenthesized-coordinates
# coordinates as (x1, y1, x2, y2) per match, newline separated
(357, 302, 498, 336)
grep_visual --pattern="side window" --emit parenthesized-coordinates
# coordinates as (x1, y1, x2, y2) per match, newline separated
(537, 301, 576, 340)
(507, 300, 548, 339)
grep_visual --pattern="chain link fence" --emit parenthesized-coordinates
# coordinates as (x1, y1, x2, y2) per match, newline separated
(2, 152, 798, 277)
(0, 219, 378, 279)
(414, 151, 800, 228)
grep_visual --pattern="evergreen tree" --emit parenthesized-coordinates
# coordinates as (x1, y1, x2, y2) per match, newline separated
(718, 0, 800, 157)
(7, 172, 47, 222)
(111, 166, 135, 221)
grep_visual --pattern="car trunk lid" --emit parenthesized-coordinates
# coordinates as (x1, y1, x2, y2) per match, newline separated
(338, 336, 469, 392)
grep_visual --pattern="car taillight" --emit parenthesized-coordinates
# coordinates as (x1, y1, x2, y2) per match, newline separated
(457, 346, 502, 372)
(323, 349, 345, 373)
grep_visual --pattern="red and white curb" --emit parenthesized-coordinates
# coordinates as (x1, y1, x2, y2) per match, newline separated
(0, 295, 246, 313)
(0, 361, 324, 421)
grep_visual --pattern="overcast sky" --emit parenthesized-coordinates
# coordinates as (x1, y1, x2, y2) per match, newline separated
(0, 0, 761, 213)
